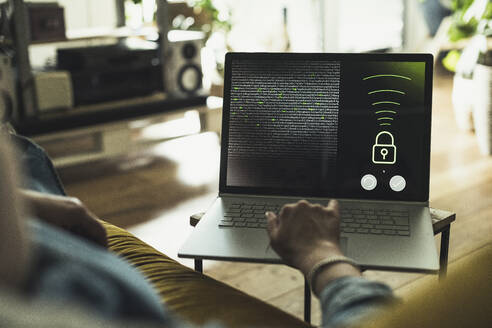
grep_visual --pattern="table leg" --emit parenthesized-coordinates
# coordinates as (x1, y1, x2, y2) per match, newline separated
(439, 225, 450, 281)
(304, 278, 311, 323)
(195, 259, 203, 273)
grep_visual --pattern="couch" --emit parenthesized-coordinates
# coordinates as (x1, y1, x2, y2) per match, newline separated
(102, 220, 311, 328)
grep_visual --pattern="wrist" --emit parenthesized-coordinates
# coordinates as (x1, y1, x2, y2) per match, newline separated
(308, 256, 360, 296)
(311, 261, 361, 296)
(293, 241, 344, 276)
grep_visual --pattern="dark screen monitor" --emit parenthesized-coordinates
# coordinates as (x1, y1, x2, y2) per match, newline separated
(219, 52, 433, 202)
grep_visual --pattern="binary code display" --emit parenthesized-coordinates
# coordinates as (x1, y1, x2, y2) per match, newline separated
(226, 59, 341, 190)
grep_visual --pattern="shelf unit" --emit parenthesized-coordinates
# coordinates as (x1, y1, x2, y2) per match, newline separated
(30, 97, 221, 167)
(8, 0, 213, 166)
(15, 92, 208, 136)
(10, 0, 207, 136)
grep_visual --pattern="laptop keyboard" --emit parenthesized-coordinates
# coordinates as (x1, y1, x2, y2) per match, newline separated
(219, 202, 410, 236)
(219, 203, 281, 229)
(339, 208, 410, 236)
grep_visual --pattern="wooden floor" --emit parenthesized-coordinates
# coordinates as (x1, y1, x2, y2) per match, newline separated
(57, 72, 492, 325)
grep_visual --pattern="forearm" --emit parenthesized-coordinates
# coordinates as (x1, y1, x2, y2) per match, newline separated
(318, 276, 395, 328)
(296, 243, 393, 327)
(17, 189, 107, 248)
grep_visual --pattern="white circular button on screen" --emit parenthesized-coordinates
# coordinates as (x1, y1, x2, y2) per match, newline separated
(389, 175, 406, 192)
(361, 174, 377, 191)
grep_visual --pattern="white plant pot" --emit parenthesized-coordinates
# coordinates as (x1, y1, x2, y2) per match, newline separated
(472, 64, 492, 155)
(452, 74, 475, 132)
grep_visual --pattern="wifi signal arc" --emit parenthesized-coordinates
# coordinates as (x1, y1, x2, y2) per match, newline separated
(372, 101, 400, 106)
(363, 73, 410, 128)
(362, 74, 411, 81)
(368, 89, 405, 95)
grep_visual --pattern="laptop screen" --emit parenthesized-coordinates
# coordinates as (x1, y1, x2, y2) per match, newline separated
(220, 53, 432, 202)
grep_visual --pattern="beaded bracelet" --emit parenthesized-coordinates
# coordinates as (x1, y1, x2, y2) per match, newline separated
(307, 255, 359, 293)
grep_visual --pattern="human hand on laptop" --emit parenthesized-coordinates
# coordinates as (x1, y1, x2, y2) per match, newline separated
(265, 200, 342, 274)
(266, 200, 360, 295)
(20, 190, 107, 248)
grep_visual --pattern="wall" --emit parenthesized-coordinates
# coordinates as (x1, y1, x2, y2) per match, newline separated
(225, 0, 322, 52)
(217, 0, 426, 53)
(27, 0, 118, 69)
(28, 0, 117, 32)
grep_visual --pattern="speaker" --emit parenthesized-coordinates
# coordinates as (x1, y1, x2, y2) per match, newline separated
(164, 30, 205, 98)
(0, 54, 18, 123)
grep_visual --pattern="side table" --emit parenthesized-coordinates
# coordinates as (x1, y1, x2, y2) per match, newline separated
(188, 208, 456, 324)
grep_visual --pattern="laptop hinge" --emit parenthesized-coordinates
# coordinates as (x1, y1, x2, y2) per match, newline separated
(218, 193, 429, 207)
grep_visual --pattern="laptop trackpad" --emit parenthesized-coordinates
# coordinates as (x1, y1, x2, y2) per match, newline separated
(263, 236, 349, 260)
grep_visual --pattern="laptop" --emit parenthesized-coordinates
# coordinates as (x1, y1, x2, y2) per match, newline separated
(179, 52, 439, 273)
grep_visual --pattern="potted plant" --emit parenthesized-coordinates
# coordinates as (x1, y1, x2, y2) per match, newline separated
(470, 24, 492, 154)
(440, 0, 492, 134)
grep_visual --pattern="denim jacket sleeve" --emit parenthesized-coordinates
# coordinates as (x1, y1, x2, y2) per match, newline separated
(319, 276, 395, 328)
(10, 134, 66, 196)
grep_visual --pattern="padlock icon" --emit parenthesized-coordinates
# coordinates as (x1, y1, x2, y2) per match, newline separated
(372, 131, 396, 164)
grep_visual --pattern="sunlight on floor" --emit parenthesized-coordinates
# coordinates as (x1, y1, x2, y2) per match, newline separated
(151, 132, 221, 187)
(139, 110, 202, 140)
(126, 131, 221, 269)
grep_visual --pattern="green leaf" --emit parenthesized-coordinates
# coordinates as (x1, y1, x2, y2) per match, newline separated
(442, 50, 461, 72)
(448, 17, 478, 41)
(484, 2, 492, 19)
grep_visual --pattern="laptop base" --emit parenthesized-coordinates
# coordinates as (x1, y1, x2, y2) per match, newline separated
(179, 195, 439, 273)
